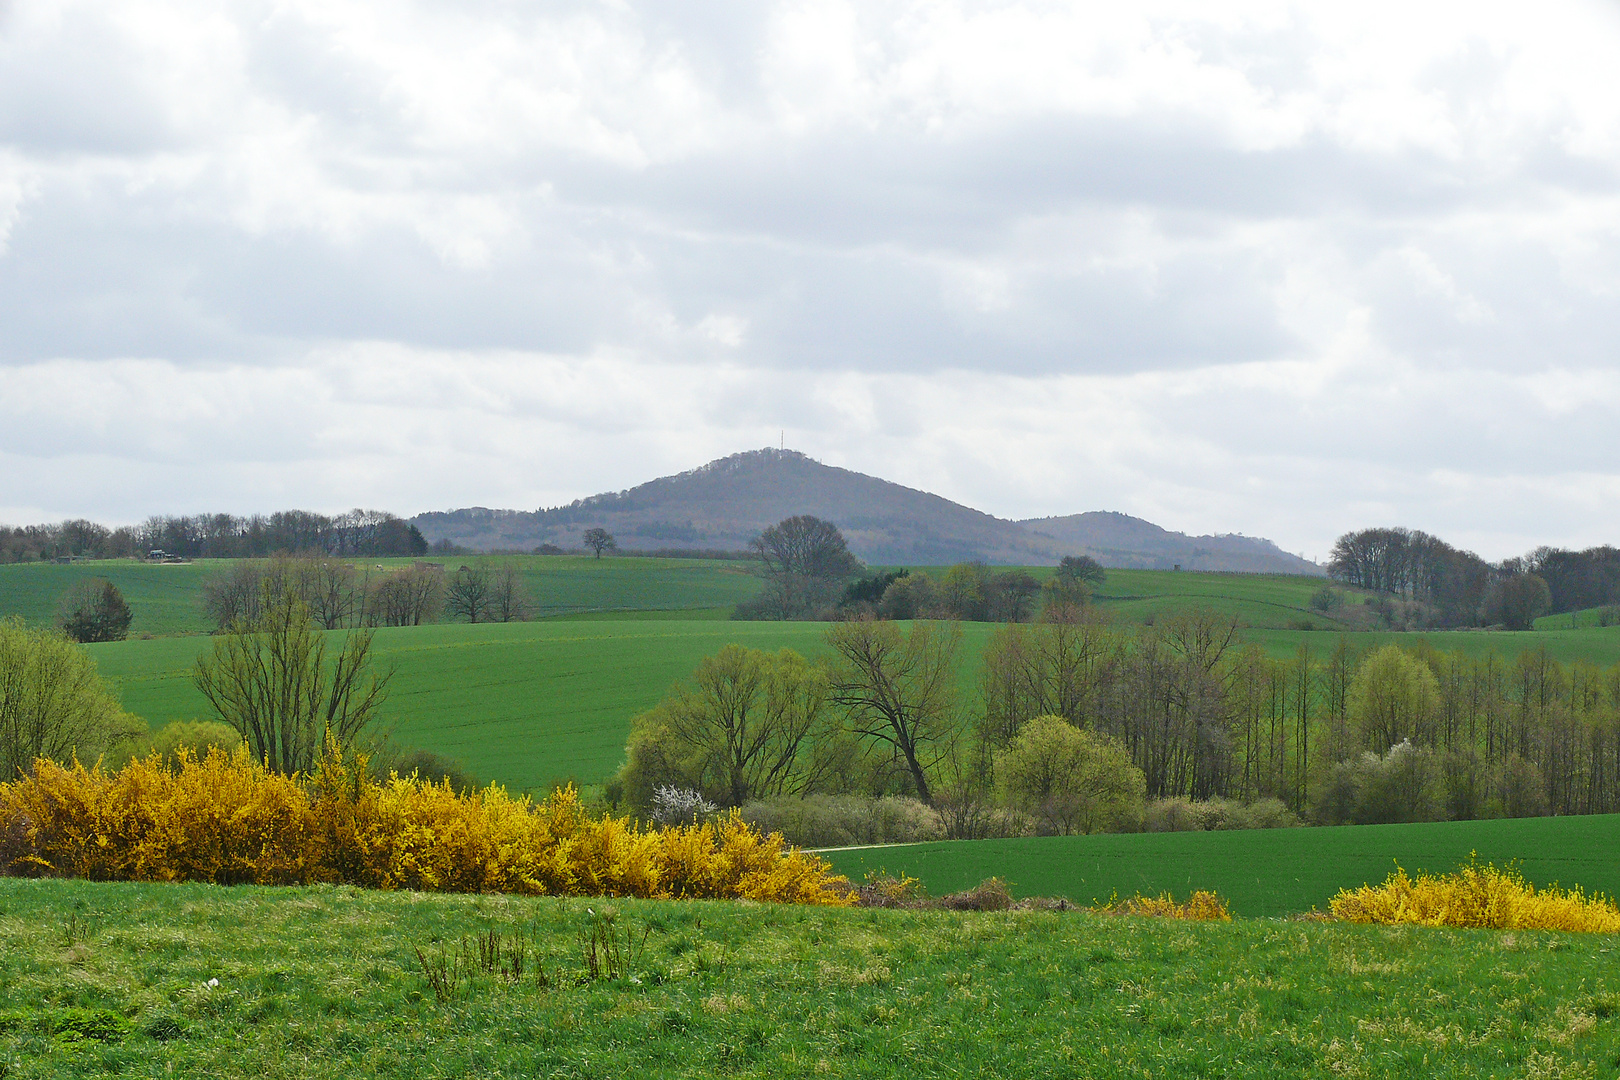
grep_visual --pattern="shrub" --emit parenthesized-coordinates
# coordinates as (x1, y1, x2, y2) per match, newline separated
(1091, 890, 1231, 921)
(0, 747, 853, 906)
(994, 716, 1144, 835)
(651, 786, 718, 826)
(0, 617, 143, 782)
(1139, 796, 1298, 832)
(384, 748, 480, 795)
(1311, 741, 1448, 825)
(57, 579, 133, 643)
(1331, 857, 1620, 932)
(102, 720, 242, 772)
(738, 794, 945, 849)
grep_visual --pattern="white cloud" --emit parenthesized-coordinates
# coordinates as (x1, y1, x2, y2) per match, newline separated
(3, 0, 1620, 559)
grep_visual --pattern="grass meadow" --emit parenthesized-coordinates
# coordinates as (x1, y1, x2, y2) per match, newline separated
(825, 814, 1620, 917)
(5, 876, 1620, 1079)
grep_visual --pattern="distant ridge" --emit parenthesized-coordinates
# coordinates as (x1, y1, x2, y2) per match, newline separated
(412, 448, 1323, 574)
(1018, 511, 1321, 574)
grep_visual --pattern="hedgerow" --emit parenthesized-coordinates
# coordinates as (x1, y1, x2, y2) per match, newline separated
(1330, 856, 1620, 932)
(0, 747, 851, 906)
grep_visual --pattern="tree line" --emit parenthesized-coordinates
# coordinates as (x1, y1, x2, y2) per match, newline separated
(733, 513, 1108, 623)
(0, 509, 428, 563)
(200, 555, 535, 630)
(616, 608, 1620, 836)
(1328, 526, 1620, 630)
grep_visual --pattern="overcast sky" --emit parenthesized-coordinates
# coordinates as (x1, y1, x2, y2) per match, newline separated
(4, 0, 1620, 561)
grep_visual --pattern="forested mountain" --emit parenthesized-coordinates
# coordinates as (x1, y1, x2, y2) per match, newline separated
(412, 448, 1323, 572)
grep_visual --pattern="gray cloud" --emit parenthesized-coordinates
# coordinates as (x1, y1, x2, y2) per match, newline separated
(3, 0, 1620, 560)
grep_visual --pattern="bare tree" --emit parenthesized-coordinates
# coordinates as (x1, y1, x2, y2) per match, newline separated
(304, 558, 363, 630)
(366, 565, 444, 627)
(202, 560, 267, 630)
(824, 618, 962, 803)
(487, 560, 533, 622)
(582, 528, 616, 559)
(193, 585, 391, 773)
(445, 566, 492, 623)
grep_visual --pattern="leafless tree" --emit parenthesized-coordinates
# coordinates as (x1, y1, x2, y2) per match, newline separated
(824, 618, 962, 803)
(366, 565, 444, 627)
(487, 561, 533, 622)
(445, 566, 493, 623)
(193, 585, 391, 774)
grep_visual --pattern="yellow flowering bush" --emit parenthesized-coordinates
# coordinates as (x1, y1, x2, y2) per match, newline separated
(1330, 857, 1620, 932)
(0, 748, 851, 906)
(1091, 889, 1231, 921)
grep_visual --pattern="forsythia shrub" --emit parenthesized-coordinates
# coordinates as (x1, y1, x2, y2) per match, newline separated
(1330, 857, 1620, 932)
(1091, 890, 1232, 921)
(0, 748, 852, 906)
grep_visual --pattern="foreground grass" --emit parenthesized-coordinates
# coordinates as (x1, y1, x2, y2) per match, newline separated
(4, 879, 1620, 1079)
(826, 814, 1620, 917)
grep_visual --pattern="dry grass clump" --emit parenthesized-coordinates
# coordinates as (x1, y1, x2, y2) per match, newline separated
(1089, 890, 1232, 921)
(1330, 856, 1620, 932)
(852, 873, 1015, 911)
(0, 747, 852, 906)
(939, 877, 1014, 911)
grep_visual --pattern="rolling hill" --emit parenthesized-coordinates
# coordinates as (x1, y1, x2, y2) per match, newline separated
(1019, 510, 1322, 573)
(414, 448, 1323, 572)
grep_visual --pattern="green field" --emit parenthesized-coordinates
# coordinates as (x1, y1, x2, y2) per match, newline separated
(1089, 569, 1356, 629)
(4, 877, 1620, 1079)
(82, 614, 1620, 794)
(826, 814, 1620, 917)
(0, 555, 766, 636)
(85, 621, 1004, 793)
(11, 557, 1620, 796)
(1241, 624, 1620, 666)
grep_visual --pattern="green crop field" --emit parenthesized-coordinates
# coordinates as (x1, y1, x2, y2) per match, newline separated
(85, 621, 1005, 794)
(1090, 568, 1355, 630)
(0, 561, 220, 637)
(826, 814, 1620, 917)
(81, 615, 1620, 795)
(0, 555, 767, 636)
(5, 877, 1620, 1079)
(1240, 624, 1620, 666)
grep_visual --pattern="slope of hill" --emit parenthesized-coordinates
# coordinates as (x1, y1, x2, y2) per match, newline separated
(1020, 511, 1323, 575)
(413, 448, 1319, 572)
(415, 449, 1065, 564)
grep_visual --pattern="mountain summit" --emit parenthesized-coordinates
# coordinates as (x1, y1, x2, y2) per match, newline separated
(412, 448, 1321, 573)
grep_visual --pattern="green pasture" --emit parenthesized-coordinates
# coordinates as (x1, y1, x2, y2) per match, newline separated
(6, 878, 1620, 1079)
(86, 621, 1003, 794)
(826, 813, 1620, 917)
(0, 555, 766, 635)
